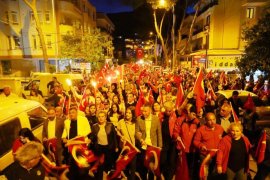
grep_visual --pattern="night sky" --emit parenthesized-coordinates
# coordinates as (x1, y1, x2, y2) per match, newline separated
(89, 0, 133, 13)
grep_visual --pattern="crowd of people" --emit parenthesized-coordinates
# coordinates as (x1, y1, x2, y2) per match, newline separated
(1, 65, 270, 180)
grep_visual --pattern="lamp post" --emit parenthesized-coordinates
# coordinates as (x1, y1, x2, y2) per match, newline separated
(147, 0, 177, 68)
(204, 25, 210, 69)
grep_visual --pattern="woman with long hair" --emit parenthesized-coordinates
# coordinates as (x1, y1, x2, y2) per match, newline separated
(107, 103, 123, 127)
(12, 128, 39, 154)
(117, 107, 137, 180)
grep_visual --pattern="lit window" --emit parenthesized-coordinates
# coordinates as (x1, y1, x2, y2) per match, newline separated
(45, 11, 50, 23)
(11, 11, 18, 24)
(246, 8, 255, 19)
(13, 36, 20, 48)
(46, 35, 52, 48)
(206, 15, 210, 25)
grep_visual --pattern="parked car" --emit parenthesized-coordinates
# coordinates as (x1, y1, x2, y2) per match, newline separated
(216, 90, 270, 127)
(0, 97, 47, 171)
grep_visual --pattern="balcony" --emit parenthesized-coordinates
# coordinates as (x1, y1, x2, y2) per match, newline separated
(198, 0, 218, 16)
(58, 0, 82, 20)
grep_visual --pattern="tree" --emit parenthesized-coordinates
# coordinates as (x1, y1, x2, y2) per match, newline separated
(60, 28, 114, 69)
(236, 8, 270, 79)
(23, 0, 49, 72)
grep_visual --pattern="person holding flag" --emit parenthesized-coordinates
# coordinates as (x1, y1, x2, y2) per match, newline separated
(88, 110, 118, 180)
(216, 123, 251, 179)
(193, 112, 224, 180)
(61, 107, 91, 179)
(117, 107, 137, 180)
(173, 103, 200, 179)
(135, 104, 162, 180)
(159, 101, 177, 180)
(42, 107, 64, 166)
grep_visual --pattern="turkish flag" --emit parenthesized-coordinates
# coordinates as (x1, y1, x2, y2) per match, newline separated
(199, 151, 217, 180)
(136, 48, 144, 59)
(193, 68, 205, 113)
(43, 138, 58, 162)
(243, 93, 255, 110)
(135, 91, 145, 116)
(144, 145, 161, 177)
(175, 150, 189, 180)
(230, 102, 240, 123)
(41, 154, 69, 177)
(107, 140, 140, 180)
(148, 89, 155, 105)
(255, 130, 267, 164)
(206, 70, 213, 79)
(175, 83, 184, 109)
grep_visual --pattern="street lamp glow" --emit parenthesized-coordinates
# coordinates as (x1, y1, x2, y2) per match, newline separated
(115, 70, 120, 76)
(159, 0, 166, 7)
(66, 79, 72, 86)
(91, 81, 97, 88)
(107, 76, 111, 83)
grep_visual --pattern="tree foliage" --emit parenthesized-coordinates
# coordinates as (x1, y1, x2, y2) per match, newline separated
(60, 28, 113, 64)
(237, 8, 270, 79)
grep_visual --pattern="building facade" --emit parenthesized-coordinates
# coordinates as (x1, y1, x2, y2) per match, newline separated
(0, 0, 98, 76)
(178, 0, 269, 70)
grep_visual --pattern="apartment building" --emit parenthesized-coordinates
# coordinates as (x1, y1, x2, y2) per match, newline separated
(0, 0, 97, 76)
(96, 12, 115, 58)
(178, 0, 269, 70)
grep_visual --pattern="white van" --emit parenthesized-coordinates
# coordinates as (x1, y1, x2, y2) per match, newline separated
(0, 98, 47, 171)
(23, 73, 83, 97)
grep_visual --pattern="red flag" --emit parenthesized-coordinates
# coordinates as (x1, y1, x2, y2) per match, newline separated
(175, 83, 184, 109)
(144, 145, 161, 177)
(138, 69, 148, 84)
(199, 151, 217, 180)
(230, 102, 240, 123)
(255, 131, 267, 164)
(148, 89, 155, 105)
(41, 154, 69, 177)
(175, 150, 189, 180)
(107, 140, 140, 180)
(43, 138, 58, 162)
(206, 70, 213, 79)
(219, 71, 227, 86)
(164, 82, 172, 93)
(135, 91, 145, 116)
(193, 68, 205, 113)
(243, 93, 255, 110)
(79, 87, 89, 112)
(136, 48, 144, 59)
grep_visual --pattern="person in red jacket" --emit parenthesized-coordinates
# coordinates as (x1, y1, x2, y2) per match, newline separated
(173, 103, 200, 179)
(193, 112, 224, 179)
(216, 123, 251, 180)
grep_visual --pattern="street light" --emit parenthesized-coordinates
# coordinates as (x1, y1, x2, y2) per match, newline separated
(204, 25, 210, 69)
(147, 0, 177, 69)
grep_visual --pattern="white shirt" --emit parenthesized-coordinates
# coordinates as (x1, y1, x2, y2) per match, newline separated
(97, 124, 108, 145)
(221, 117, 231, 133)
(144, 115, 152, 146)
(47, 119, 56, 139)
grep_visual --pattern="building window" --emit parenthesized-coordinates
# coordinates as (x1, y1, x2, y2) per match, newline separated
(206, 15, 210, 25)
(11, 11, 18, 24)
(5, 11, 9, 24)
(46, 35, 52, 48)
(13, 36, 20, 49)
(30, 11, 43, 23)
(32, 35, 37, 49)
(1, 60, 12, 75)
(7, 36, 12, 49)
(246, 8, 255, 19)
(45, 11, 50, 23)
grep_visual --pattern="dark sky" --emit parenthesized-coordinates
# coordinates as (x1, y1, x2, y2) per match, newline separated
(89, 0, 133, 13)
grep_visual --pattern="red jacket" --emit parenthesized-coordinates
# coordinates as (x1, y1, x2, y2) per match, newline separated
(193, 124, 224, 155)
(216, 135, 251, 173)
(173, 115, 200, 153)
